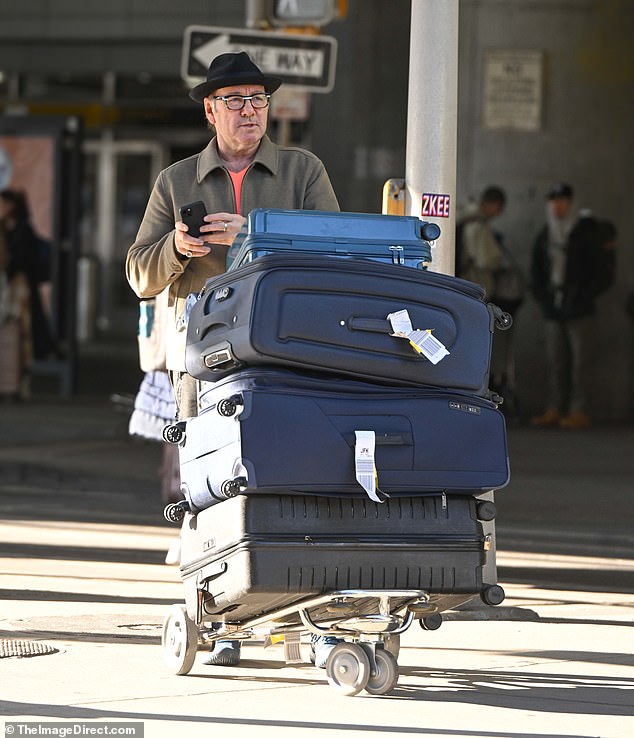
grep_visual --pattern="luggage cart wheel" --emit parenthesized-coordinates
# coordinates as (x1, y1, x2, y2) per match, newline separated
(420, 613, 443, 631)
(161, 604, 198, 675)
(364, 648, 399, 695)
(325, 643, 371, 696)
(163, 422, 186, 445)
(217, 394, 243, 417)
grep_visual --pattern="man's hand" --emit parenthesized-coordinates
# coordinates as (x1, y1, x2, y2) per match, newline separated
(175, 212, 246, 259)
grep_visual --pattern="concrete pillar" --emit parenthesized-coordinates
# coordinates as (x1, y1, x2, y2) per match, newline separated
(405, 0, 459, 276)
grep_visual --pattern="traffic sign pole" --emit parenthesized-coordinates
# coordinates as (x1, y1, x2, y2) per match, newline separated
(405, 0, 458, 277)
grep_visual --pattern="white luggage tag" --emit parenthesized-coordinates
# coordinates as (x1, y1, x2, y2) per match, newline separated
(387, 309, 450, 365)
(354, 431, 389, 503)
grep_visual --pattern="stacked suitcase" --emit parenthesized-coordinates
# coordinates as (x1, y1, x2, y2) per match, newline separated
(171, 209, 510, 632)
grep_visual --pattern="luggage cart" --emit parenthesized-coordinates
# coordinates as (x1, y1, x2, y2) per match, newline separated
(162, 586, 442, 696)
(161, 497, 504, 697)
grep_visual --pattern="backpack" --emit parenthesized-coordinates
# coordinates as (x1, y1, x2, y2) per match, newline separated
(492, 242, 526, 304)
(593, 218, 617, 295)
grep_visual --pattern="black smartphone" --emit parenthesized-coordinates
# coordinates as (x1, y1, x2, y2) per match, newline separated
(179, 201, 207, 239)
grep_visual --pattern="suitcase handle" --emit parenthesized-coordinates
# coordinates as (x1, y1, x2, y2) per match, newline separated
(347, 317, 392, 334)
(344, 432, 413, 447)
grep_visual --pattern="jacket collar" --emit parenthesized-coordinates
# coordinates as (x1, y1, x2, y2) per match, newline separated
(197, 135, 278, 182)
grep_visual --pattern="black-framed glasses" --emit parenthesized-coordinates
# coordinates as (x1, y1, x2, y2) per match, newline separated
(212, 93, 271, 110)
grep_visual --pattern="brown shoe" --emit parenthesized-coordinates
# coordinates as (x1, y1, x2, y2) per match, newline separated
(559, 411, 591, 429)
(531, 408, 562, 428)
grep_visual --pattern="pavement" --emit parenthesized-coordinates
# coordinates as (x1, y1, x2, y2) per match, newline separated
(1, 335, 633, 738)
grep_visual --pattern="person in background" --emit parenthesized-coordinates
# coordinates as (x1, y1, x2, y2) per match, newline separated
(126, 51, 340, 668)
(530, 183, 614, 430)
(455, 186, 506, 296)
(456, 186, 525, 414)
(0, 216, 32, 398)
(0, 189, 54, 361)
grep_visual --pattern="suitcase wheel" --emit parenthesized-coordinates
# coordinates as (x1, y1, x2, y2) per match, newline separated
(161, 604, 198, 675)
(495, 310, 513, 331)
(476, 500, 497, 521)
(481, 584, 505, 606)
(217, 394, 244, 417)
(220, 477, 247, 498)
(164, 501, 189, 524)
(163, 422, 186, 444)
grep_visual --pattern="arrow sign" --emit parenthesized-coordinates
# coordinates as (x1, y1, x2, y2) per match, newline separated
(182, 25, 337, 93)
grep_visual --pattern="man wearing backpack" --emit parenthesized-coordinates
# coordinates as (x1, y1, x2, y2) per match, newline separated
(455, 186, 525, 415)
(530, 183, 616, 429)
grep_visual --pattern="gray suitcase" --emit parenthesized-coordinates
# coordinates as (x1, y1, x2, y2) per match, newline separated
(179, 493, 491, 625)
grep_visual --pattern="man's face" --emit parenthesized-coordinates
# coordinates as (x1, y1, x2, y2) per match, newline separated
(549, 196, 573, 220)
(481, 200, 504, 220)
(204, 84, 268, 155)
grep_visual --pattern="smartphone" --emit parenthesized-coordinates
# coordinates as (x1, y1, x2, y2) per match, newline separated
(179, 201, 207, 239)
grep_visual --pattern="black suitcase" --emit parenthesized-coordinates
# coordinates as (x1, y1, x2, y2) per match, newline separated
(185, 254, 509, 396)
(179, 493, 489, 624)
(177, 368, 509, 512)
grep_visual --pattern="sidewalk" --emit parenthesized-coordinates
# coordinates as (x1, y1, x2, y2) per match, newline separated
(1, 337, 633, 737)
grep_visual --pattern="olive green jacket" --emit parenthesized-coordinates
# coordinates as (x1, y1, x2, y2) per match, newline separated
(126, 135, 339, 370)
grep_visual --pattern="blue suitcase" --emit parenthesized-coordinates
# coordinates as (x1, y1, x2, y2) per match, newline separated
(176, 368, 510, 513)
(226, 208, 439, 270)
(185, 254, 509, 397)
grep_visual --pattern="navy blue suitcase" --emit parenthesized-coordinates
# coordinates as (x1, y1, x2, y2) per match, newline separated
(226, 208, 438, 270)
(177, 368, 509, 513)
(185, 254, 509, 396)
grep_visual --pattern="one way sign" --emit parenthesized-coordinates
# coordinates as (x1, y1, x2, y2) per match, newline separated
(182, 25, 337, 93)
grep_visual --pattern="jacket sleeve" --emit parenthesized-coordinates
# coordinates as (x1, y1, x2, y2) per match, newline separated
(529, 228, 551, 305)
(125, 171, 187, 298)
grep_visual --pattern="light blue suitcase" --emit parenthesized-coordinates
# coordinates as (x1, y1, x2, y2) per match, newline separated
(226, 208, 440, 270)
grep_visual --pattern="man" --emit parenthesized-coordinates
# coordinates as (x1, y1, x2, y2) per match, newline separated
(455, 186, 506, 297)
(530, 183, 611, 429)
(455, 186, 525, 413)
(126, 51, 340, 668)
(126, 51, 339, 420)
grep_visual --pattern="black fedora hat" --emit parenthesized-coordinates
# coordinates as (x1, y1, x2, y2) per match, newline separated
(189, 51, 282, 103)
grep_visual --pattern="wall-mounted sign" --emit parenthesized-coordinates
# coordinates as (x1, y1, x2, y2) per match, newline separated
(483, 50, 543, 132)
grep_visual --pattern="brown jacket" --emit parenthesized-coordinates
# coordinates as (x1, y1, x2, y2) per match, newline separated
(126, 135, 339, 370)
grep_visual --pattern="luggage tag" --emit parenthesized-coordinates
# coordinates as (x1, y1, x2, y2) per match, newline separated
(175, 292, 201, 332)
(355, 431, 389, 503)
(387, 309, 450, 365)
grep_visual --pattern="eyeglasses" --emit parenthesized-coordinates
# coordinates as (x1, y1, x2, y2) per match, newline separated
(212, 93, 271, 111)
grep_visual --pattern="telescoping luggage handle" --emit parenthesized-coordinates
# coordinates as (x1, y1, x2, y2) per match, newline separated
(346, 310, 451, 366)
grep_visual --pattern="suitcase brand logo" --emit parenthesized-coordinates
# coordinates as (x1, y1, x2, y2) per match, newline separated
(449, 400, 481, 415)
(214, 287, 233, 301)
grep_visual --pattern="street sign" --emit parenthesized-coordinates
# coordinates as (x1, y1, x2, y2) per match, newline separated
(182, 25, 337, 93)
